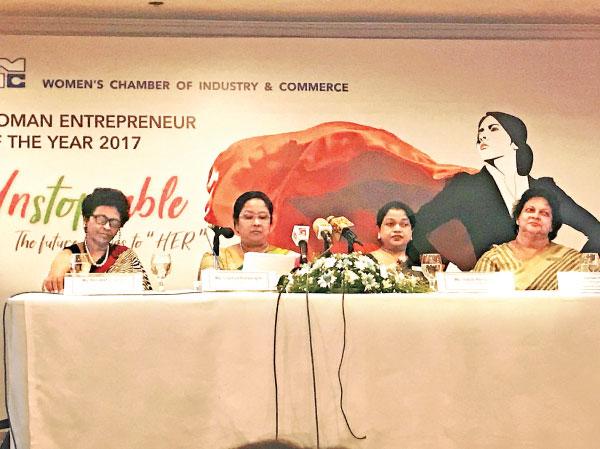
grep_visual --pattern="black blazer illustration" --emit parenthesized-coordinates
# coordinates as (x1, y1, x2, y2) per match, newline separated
(412, 167, 600, 269)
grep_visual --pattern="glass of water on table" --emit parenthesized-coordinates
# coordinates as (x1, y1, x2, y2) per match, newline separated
(580, 253, 600, 272)
(151, 252, 172, 292)
(420, 253, 443, 291)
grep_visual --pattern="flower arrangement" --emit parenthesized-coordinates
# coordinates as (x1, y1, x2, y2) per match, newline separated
(278, 252, 430, 294)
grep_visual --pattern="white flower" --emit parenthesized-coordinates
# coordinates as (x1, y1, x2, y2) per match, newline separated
(317, 271, 337, 288)
(360, 272, 378, 291)
(323, 257, 336, 269)
(354, 258, 368, 271)
(312, 258, 325, 269)
(379, 265, 389, 278)
(343, 270, 360, 284)
(297, 265, 310, 276)
(278, 251, 429, 294)
(338, 257, 353, 269)
(360, 254, 375, 265)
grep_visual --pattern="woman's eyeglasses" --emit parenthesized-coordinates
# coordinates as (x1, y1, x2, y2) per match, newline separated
(92, 214, 122, 229)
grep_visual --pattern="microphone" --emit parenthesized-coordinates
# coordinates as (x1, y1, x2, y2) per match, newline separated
(291, 225, 310, 264)
(312, 218, 333, 255)
(312, 218, 332, 241)
(209, 224, 234, 239)
(327, 216, 362, 252)
(208, 224, 235, 266)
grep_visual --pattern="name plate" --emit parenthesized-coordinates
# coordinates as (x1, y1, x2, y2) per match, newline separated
(436, 271, 515, 293)
(201, 269, 279, 291)
(557, 272, 600, 293)
(63, 273, 144, 295)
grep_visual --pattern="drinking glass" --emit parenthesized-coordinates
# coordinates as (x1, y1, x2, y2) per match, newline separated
(151, 252, 172, 292)
(70, 253, 92, 274)
(580, 253, 600, 272)
(420, 253, 443, 291)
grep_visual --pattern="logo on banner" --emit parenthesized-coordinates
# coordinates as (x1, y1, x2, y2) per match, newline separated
(0, 58, 26, 88)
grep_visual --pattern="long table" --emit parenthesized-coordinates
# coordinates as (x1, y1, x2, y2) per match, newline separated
(5, 291, 600, 449)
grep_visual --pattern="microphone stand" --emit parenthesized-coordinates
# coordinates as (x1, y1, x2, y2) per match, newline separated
(340, 229, 362, 253)
(298, 240, 308, 265)
(346, 239, 355, 253)
(212, 232, 221, 269)
(321, 232, 332, 257)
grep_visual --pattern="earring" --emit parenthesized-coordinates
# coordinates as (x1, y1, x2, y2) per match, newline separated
(377, 232, 381, 240)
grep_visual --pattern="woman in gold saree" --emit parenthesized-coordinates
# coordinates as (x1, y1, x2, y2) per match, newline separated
(473, 188, 580, 290)
(199, 191, 292, 273)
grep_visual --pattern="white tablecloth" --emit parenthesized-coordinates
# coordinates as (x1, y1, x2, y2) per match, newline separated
(5, 291, 600, 449)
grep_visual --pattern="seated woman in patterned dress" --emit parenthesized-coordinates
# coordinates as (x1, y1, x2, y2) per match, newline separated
(473, 187, 580, 290)
(43, 187, 152, 292)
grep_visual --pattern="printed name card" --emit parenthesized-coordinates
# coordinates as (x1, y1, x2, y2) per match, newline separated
(201, 269, 277, 291)
(436, 271, 515, 293)
(557, 272, 600, 294)
(63, 273, 144, 295)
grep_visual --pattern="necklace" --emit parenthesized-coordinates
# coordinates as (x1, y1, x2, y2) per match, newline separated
(84, 238, 110, 267)
(240, 241, 269, 253)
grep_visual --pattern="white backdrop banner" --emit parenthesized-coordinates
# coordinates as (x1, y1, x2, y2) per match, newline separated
(1, 36, 599, 298)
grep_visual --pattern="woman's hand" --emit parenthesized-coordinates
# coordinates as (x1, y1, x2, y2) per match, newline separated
(42, 250, 72, 293)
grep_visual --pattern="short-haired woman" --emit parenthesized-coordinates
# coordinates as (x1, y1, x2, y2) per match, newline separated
(43, 187, 151, 292)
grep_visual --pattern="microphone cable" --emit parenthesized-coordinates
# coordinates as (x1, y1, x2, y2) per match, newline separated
(272, 289, 283, 439)
(276, 272, 370, 447)
(337, 284, 366, 441)
(304, 286, 321, 449)
(273, 282, 321, 449)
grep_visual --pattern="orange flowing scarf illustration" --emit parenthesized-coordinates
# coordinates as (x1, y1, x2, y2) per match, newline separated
(205, 121, 477, 261)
